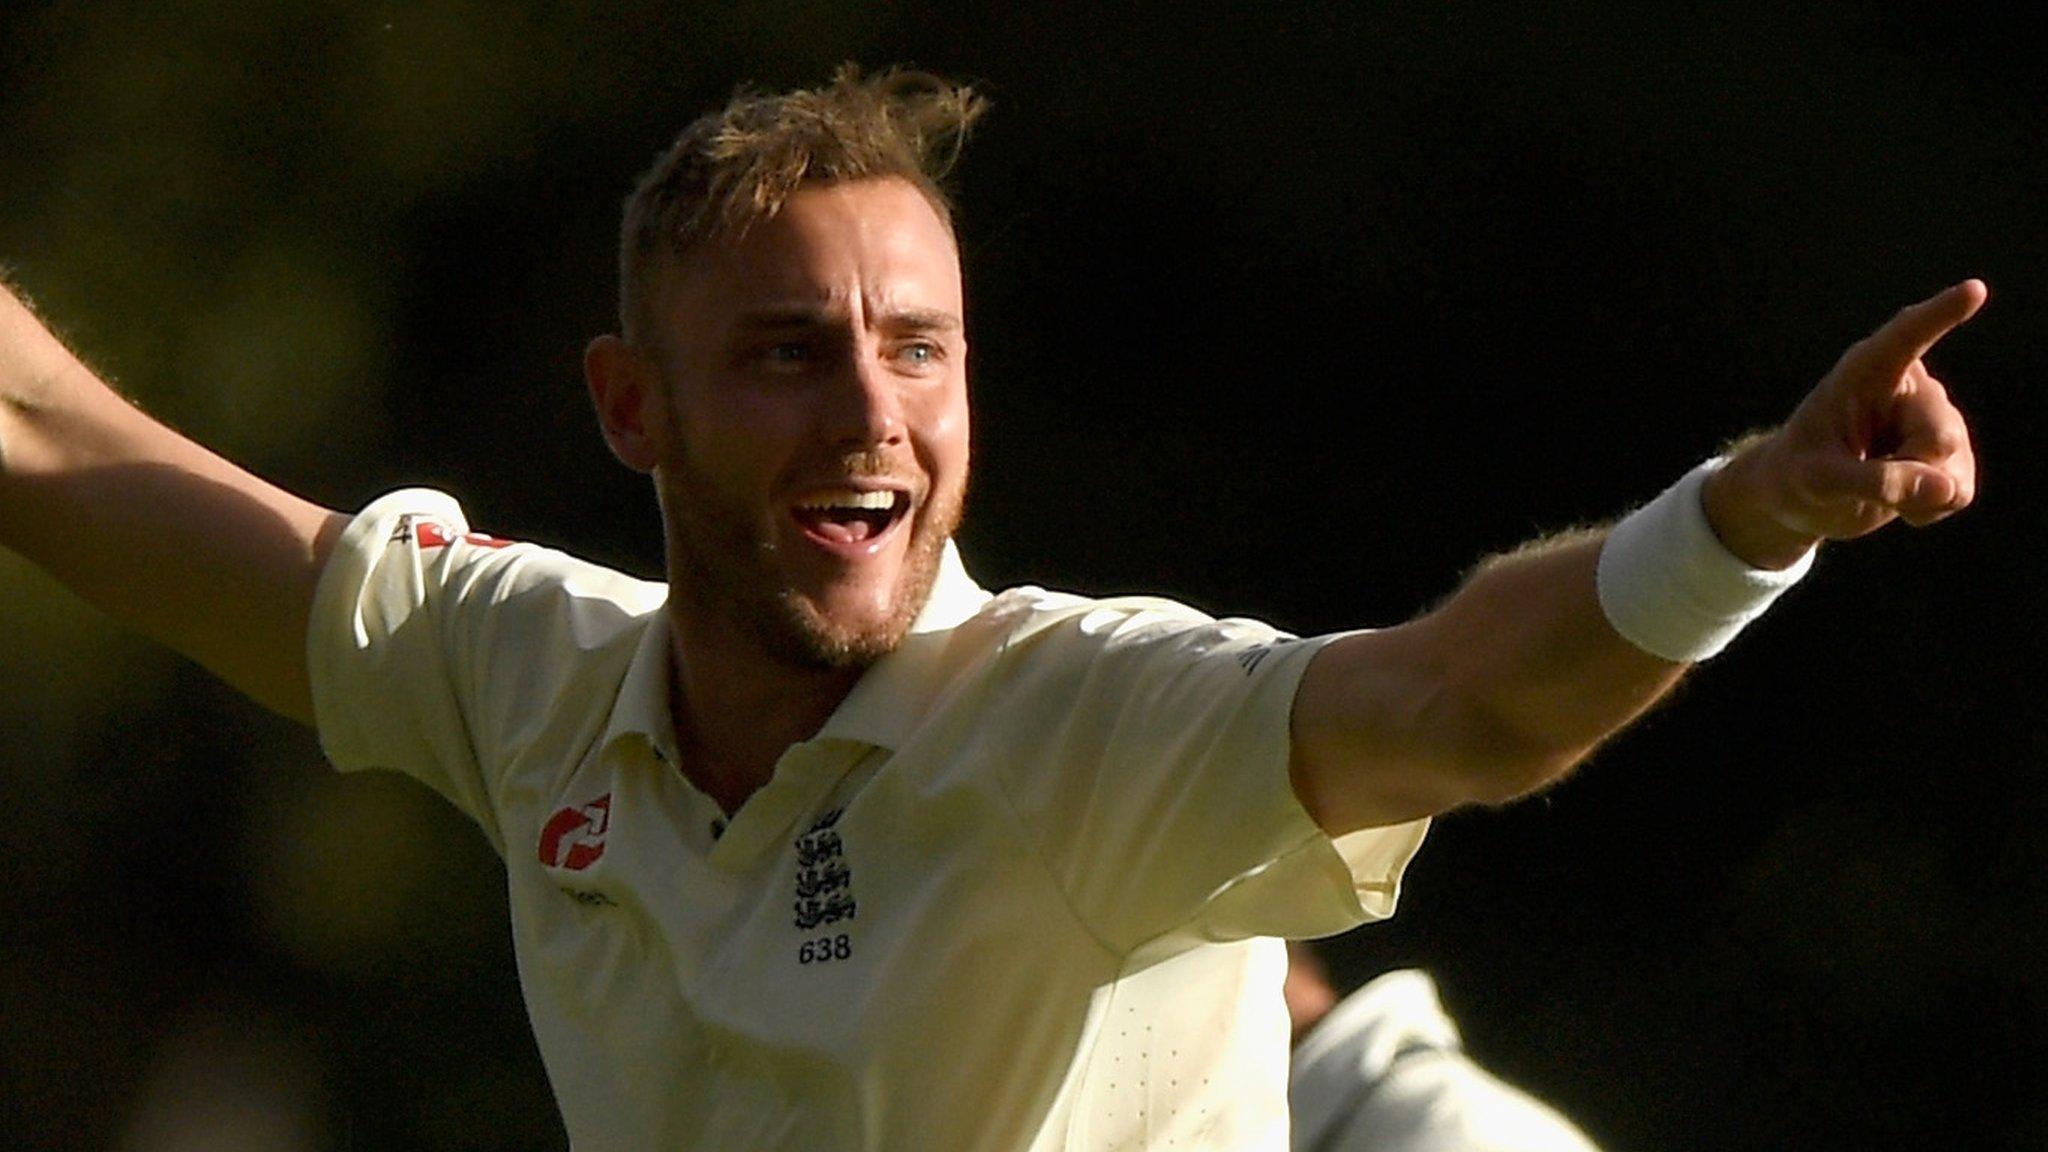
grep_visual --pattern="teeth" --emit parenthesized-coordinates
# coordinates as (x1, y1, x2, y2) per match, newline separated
(797, 490, 898, 511)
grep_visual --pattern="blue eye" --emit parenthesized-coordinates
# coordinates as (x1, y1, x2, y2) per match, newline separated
(894, 341, 939, 368)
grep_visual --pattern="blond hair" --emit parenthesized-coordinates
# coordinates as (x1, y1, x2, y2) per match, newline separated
(618, 64, 988, 338)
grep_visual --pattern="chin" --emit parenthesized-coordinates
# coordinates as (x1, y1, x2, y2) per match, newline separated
(763, 592, 915, 672)
(766, 542, 948, 671)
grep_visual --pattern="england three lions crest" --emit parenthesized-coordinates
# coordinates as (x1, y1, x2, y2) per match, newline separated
(793, 808, 856, 931)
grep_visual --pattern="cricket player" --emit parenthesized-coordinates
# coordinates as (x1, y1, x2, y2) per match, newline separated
(0, 66, 1983, 1149)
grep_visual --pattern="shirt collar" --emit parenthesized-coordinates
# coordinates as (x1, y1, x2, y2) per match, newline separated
(814, 538, 991, 751)
(603, 602, 684, 765)
(601, 539, 991, 759)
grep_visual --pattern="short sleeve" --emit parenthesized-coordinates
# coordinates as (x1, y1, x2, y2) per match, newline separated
(306, 489, 661, 855)
(976, 595, 1428, 954)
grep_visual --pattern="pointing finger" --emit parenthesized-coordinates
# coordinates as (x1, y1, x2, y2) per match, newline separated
(1860, 279, 1988, 374)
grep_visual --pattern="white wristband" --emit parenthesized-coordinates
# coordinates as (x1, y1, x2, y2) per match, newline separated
(1596, 458, 1814, 663)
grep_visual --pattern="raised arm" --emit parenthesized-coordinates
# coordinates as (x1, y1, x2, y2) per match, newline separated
(1290, 281, 1986, 835)
(0, 279, 347, 723)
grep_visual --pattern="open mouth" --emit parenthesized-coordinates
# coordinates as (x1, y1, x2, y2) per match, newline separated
(792, 489, 911, 545)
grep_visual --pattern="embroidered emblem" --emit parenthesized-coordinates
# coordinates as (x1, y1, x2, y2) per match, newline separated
(538, 794, 612, 871)
(792, 808, 856, 930)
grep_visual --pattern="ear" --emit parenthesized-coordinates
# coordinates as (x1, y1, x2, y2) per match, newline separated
(584, 334, 665, 473)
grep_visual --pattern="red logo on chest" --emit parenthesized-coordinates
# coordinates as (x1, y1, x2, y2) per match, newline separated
(538, 795, 612, 871)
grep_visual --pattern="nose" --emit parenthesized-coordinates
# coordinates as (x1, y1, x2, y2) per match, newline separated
(821, 345, 907, 450)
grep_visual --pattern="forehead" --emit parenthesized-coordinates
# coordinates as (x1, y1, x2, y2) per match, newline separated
(659, 178, 965, 330)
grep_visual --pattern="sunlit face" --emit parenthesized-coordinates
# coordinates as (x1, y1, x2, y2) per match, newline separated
(639, 178, 971, 670)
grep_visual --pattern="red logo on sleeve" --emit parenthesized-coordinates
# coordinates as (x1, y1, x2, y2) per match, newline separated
(411, 519, 513, 550)
(538, 795, 612, 871)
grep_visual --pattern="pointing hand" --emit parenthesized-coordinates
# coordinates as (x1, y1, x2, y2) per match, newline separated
(1704, 280, 1986, 569)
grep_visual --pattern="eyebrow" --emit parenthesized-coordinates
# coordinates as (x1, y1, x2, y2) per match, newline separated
(733, 305, 963, 334)
(886, 308, 964, 334)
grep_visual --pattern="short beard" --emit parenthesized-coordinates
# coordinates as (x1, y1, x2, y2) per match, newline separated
(663, 455, 967, 674)
(759, 499, 957, 670)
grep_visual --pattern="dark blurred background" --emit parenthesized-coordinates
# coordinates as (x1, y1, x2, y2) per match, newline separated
(1, 2, 2041, 1149)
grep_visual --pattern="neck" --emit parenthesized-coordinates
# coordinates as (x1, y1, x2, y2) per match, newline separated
(664, 604, 864, 816)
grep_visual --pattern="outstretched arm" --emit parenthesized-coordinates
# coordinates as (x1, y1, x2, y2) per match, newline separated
(1291, 281, 1986, 835)
(0, 278, 347, 722)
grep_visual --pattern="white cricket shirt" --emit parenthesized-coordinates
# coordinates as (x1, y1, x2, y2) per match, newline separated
(308, 490, 1429, 1151)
